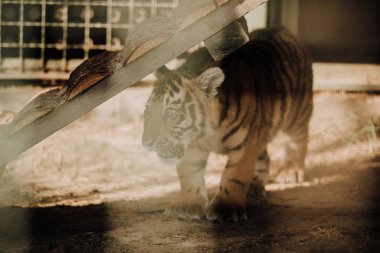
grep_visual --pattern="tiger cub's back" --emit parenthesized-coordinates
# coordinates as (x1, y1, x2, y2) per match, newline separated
(216, 27, 313, 137)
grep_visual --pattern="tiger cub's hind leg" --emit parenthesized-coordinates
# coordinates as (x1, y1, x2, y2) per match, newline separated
(255, 149, 270, 185)
(248, 149, 270, 199)
(275, 126, 309, 184)
(164, 144, 209, 220)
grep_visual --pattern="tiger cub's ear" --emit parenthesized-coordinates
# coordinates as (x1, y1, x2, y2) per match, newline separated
(196, 67, 225, 98)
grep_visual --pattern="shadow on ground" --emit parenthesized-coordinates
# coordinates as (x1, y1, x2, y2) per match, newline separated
(0, 205, 125, 252)
(1, 154, 379, 252)
(210, 157, 380, 253)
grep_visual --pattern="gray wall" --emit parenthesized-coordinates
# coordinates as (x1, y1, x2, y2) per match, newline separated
(268, 0, 380, 63)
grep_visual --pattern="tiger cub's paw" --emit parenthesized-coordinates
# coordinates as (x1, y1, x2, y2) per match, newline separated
(206, 197, 247, 223)
(164, 194, 208, 220)
(274, 168, 305, 184)
(248, 176, 266, 199)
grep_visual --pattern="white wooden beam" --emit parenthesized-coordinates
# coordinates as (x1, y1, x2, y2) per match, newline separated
(0, 0, 267, 172)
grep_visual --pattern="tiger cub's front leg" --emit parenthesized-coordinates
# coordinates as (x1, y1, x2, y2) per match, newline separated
(165, 143, 209, 220)
(207, 139, 260, 223)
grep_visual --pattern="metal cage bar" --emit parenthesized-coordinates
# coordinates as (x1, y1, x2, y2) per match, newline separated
(0, 2, 2, 71)
(19, 0, 24, 71)
(41, 0, 47, 72)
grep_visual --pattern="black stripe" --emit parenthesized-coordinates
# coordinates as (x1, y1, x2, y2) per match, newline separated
(254, 50, 274, 128)
(255, 38, 291, 129)
(244, 43, 275, 133)
(289, 60, 312, 130)
(222, 124, 241, 143)
(169, 78, 180, 93)
(243, 53, 262, 138)
(273, 38, 298, 91)
(170, 83, 180, 93)
(226, 135, 249, 152)
(230, 60, 244, 126)
(257, 151, 268, 161)
(228, 178, 246, 187)
(218, 64, 230, 125)
(289, 47, 311, 129)
(269, 41, 291, 126)
(222, 110, 249, 143)
(225, 162, 239, 169)
(171, 99, 181, 105)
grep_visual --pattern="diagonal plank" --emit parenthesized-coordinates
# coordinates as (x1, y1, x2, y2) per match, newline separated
(0, 0, 266, 172)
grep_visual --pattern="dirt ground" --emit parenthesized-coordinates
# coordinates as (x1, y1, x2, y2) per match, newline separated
(0, 85, 379, 252)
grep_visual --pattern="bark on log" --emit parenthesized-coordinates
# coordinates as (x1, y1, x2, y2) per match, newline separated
(0, 0, 265, 138)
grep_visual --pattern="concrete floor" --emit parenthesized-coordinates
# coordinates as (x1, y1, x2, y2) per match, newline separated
(1, 162, 379, 252)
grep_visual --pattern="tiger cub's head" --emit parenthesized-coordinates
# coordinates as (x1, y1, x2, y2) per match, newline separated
(142, 66, 224, 164)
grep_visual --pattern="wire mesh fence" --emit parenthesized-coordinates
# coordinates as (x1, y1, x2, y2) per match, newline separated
(0, 0, 178, 79)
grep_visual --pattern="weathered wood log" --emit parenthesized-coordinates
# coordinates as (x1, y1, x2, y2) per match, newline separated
(0, 0, 267, 173)
(65, 51, 123, 100)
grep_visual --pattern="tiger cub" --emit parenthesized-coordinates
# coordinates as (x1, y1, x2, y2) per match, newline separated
(142, 27, 313, 222)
